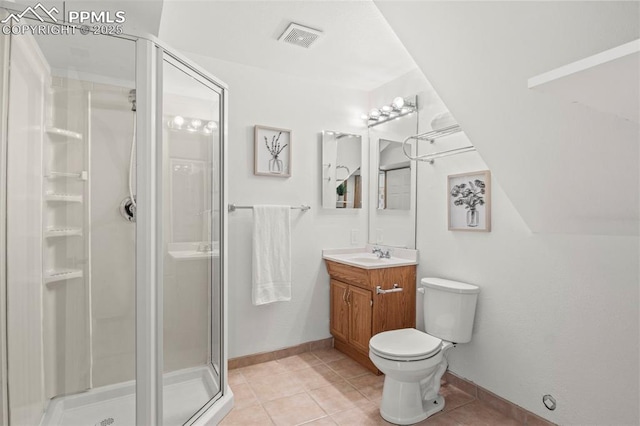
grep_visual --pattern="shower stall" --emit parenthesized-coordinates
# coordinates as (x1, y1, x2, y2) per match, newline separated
(0, 4, 231, 425)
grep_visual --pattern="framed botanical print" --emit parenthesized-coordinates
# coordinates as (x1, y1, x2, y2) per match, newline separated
(448, 170, 491, 232)
(254, 125, 291, 177)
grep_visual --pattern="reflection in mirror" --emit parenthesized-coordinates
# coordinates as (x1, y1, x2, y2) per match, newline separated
(368, 104, 418, 248)
(378, 139, 411, 210)
(322, 131, 363, 209)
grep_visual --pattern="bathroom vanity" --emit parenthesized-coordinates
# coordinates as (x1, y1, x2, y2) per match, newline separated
(323, 247, 417, 373)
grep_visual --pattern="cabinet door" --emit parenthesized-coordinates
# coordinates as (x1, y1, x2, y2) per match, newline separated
(330, 280, 349, 342)
(348, 286, 372, 353)
(371, 266, 416, 334)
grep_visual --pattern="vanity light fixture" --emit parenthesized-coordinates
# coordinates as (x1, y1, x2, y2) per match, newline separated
(363, 96, 417, 127)
(167, 115, 218, 136)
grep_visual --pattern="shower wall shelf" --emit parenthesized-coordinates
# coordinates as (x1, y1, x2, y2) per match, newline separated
(45, 228, 83, 238)
(46, 171, 88, 180)
(402, 124, 476, 163)
(45, 193, 83, 203)
(44, 269, 83, 284)
(41, 83, 92, 393)
(45, 127, 83, 141)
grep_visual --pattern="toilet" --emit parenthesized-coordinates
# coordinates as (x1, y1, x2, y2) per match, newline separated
(369, 277, 480, 425)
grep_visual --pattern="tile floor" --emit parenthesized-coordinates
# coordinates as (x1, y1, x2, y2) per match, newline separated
(222, 348, 522, 425)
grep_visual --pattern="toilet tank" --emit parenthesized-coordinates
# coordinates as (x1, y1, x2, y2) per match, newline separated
(421, 278, 480, 343)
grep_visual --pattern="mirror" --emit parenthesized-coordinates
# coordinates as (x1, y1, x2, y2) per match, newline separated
(322, 131, 363, 209)
(368, 108, 418, 248)
(377, 140, 411, 210)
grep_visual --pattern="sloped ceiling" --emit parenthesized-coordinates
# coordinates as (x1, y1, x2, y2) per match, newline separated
(375, 1, 640, 235)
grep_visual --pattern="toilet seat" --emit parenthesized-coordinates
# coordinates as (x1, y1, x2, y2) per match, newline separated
(369, 328, 442, 362)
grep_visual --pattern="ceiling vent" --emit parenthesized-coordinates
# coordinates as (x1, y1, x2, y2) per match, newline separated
(278, 23, 322, 49)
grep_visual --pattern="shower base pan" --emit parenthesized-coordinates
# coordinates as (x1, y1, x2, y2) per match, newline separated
(40, 365, 219, 426)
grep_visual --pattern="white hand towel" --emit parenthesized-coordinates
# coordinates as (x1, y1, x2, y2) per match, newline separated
(252, 205, 291, 305)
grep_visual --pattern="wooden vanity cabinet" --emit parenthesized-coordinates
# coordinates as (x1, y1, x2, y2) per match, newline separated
(325, 260, 416, 373)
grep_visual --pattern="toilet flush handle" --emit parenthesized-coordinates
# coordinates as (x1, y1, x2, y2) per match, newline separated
(417, 287, 425, 294)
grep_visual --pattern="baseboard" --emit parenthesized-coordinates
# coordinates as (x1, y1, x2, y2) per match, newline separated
(228, 337, 333, 370)
(443, 371, 556, 426)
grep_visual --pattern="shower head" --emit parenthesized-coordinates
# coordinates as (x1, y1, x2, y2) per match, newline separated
(128, 89, 136, 112)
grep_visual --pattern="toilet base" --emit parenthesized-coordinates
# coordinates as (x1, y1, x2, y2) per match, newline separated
(380, 394, 445, 425)
(378, 371, 446, 425)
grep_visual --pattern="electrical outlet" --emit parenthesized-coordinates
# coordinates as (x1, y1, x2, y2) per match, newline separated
(350, 229, 359, 245)
(376, 229, 383, 244)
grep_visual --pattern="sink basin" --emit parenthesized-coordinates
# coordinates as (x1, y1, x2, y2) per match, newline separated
(322, 246, 418, 269)
(348, 256, 387, 264)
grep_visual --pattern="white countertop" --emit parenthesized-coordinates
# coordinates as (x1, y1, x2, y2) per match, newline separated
(168, 242, 219, 260)
(322, 245, 418, 269)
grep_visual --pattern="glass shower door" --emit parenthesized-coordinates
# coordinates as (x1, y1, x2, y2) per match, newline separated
(161, 56, 223, 425)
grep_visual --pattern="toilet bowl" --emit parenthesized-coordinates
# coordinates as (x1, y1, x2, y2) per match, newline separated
(369, 278, 480, 425)
(369, 328, 452, 424)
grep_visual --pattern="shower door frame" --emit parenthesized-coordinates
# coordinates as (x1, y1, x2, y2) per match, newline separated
(0, 6, 231, 422)
(135, 38, 231, 425)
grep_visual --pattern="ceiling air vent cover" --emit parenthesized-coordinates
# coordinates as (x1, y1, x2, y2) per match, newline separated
(278, 23, 322, 49)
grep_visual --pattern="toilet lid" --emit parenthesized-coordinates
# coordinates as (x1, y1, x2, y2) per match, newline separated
(369, 328, 442, 361)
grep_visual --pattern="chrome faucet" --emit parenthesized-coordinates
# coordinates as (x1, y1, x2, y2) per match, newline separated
(197, 242, 213, 253)
(372, 247, 391, 259)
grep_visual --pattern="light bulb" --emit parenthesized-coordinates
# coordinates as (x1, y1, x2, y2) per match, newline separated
(206, 121, 218, 130)
(369, 108, 381, 118)
(381, 105, 392, 113)
(172, 115, 185, 127)
(191, 119, 202, 129)
(392, 97, 405, 109)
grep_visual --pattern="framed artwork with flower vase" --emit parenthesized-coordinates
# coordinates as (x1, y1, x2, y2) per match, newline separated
(448, 170, 491, 232)
(254, 125, 291, 177)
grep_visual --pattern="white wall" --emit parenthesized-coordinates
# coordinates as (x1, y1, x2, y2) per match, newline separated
(376, 1, 639, 236)
(417, 152, 639, 425)
(90, 84, 137, 387)
(185, 53, 370, 358)
(381, 51, 640, 425)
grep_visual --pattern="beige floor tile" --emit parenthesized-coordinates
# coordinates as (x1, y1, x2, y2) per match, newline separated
(249, 371, 306, 402)
(228, 369, 247, 386)
(415, 411, 460, 425)
(300, 416, 338, 425)
(311, 348, 346, 364)
(220, 404, 274, 425)
(262, 393, 328, 426)
(347, 373, 385, 402)
(295, 364, 343, 391)
(330, 401, 391, 425)
(308, 381, 369, 415)
(230, 382, 260, 410)
(446, 400, 521, 425)
(222, 353, 528, 426)
(346, 372, 385, 389)
(239, 360, 288, 382)
(326, 357, 370, 379)
(439, 382, 475, 413)
(277, 352, 323, 371)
